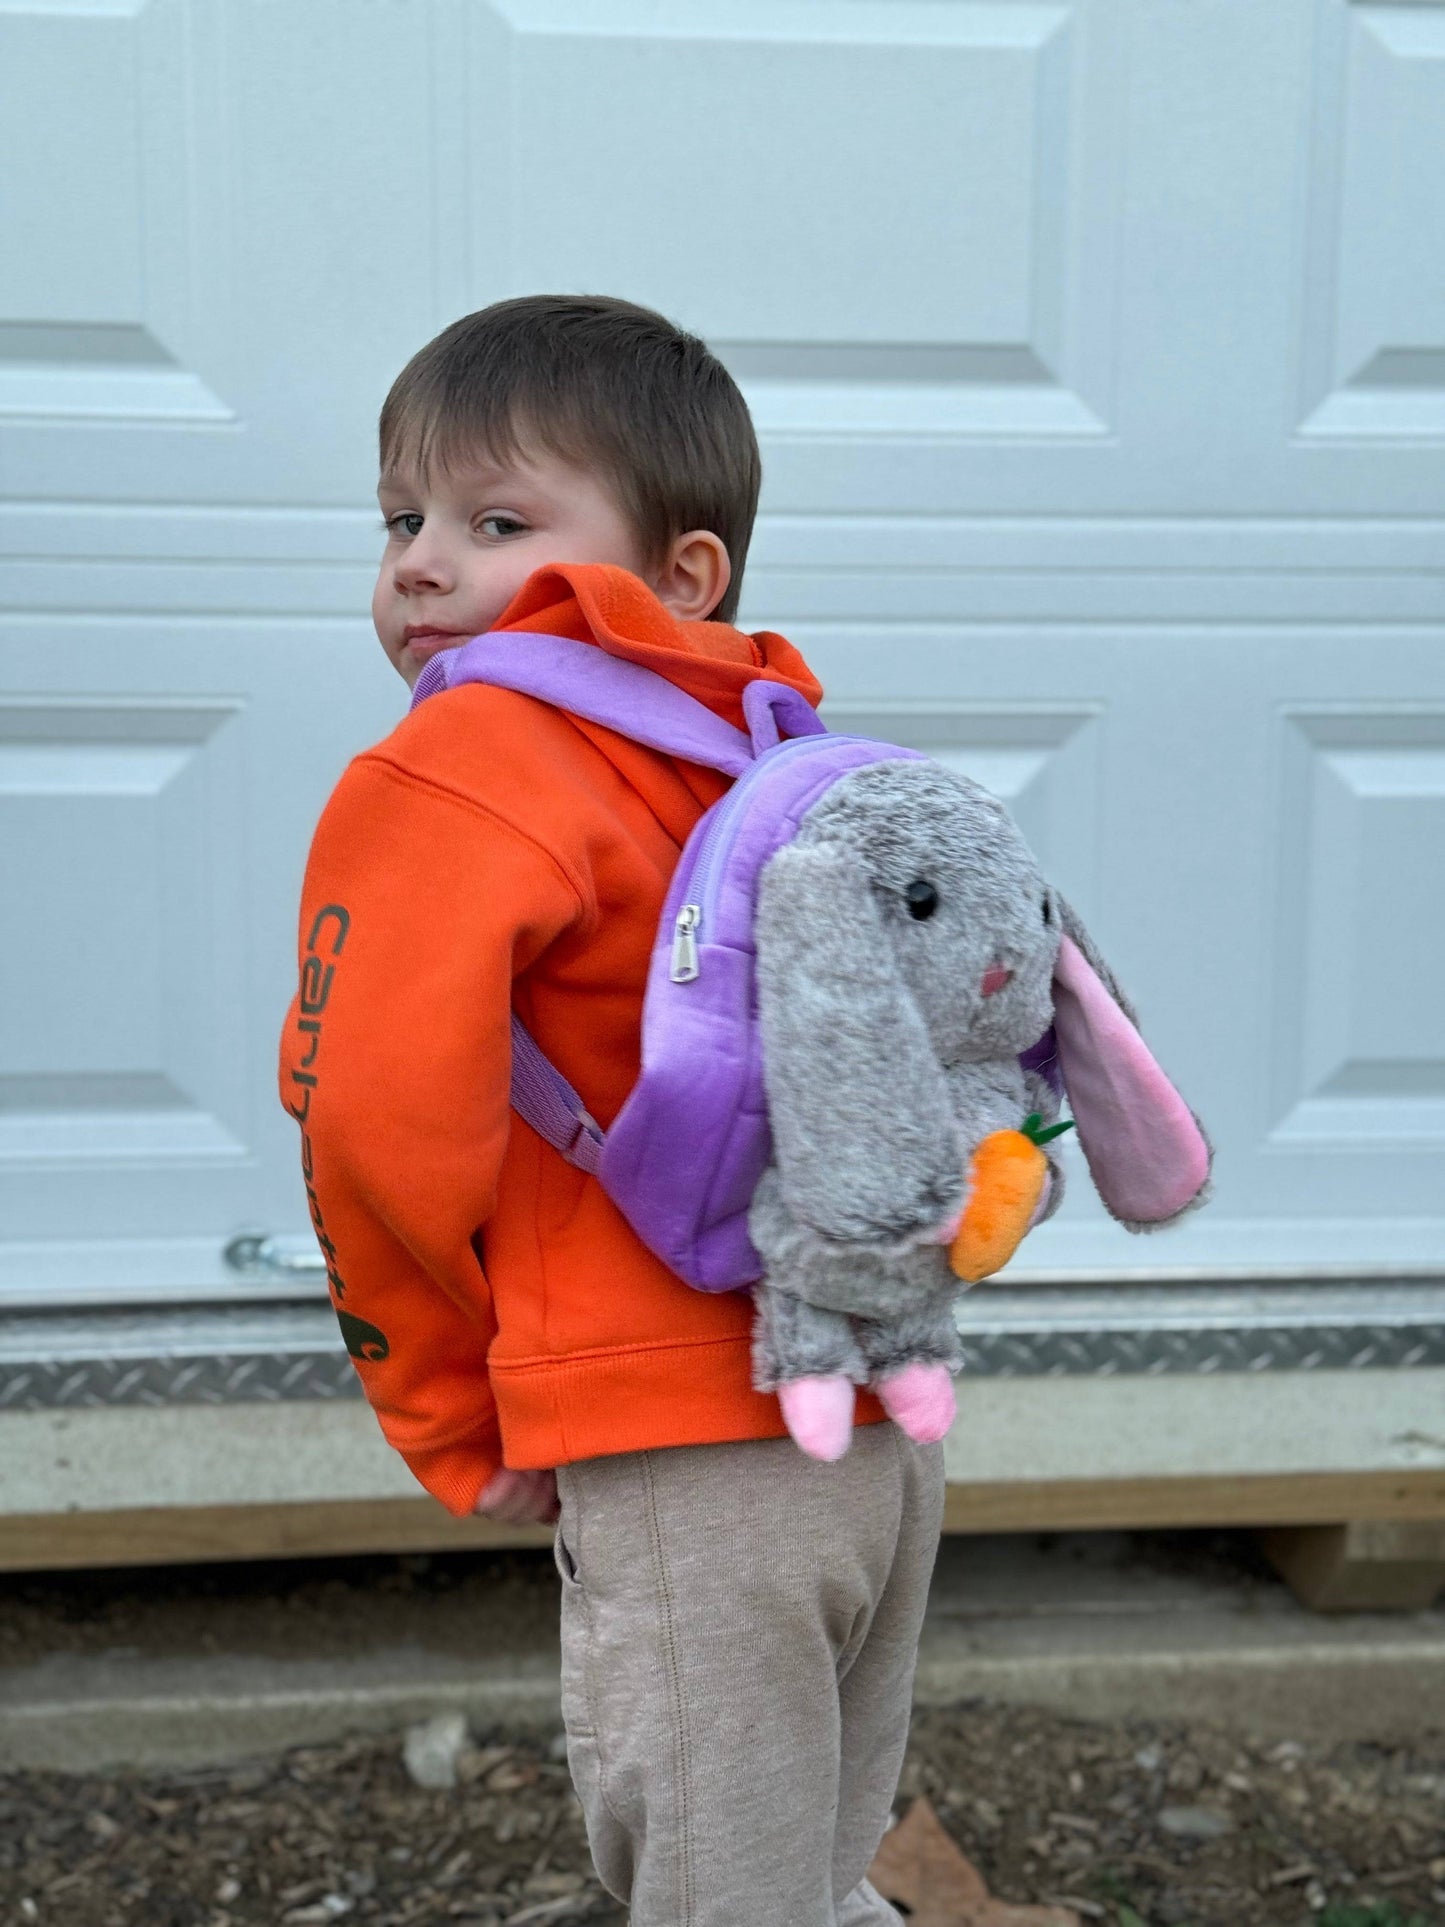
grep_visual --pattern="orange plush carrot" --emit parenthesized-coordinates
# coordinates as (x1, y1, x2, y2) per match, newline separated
(949, 1115, 1071, 1283)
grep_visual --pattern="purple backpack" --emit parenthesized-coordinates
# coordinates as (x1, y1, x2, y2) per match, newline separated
(412, 633, 1054, 1292)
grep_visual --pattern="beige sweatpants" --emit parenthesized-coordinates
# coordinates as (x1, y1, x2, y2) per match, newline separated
(554, 1423, 945, 1927)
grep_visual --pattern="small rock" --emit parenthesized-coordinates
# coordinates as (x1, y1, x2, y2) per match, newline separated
(971, 1796, 1003, 1834)
(216, 1876, 242, 1903)
(1133, 1744, 1162, 1772)
(402, 1712, 469, 1790)
(523, 1872, 586, 1897)
(1157, 1804, 1233, 1840)
(1264, 1862, 1316, 1890)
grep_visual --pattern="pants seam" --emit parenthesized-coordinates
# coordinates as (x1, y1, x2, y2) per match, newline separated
(642, 1450, 694, 1927)
(565, 1480, 628, 1844)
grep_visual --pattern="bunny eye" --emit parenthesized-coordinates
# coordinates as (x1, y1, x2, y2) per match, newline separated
(1042, 896, 1053, 925)
(905, 880, 940, 921)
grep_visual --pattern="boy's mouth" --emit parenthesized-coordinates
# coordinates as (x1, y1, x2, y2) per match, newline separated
(402, 626, 469, 663)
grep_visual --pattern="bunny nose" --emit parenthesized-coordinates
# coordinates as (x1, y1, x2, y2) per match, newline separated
(980, 965, 1013, 997)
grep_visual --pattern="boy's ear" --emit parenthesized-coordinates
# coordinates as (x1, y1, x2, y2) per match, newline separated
(653, 529, 732, 621)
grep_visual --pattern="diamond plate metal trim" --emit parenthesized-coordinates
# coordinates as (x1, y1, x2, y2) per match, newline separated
(953, 1283, 1445, 1377)
(0, 1307, 365, 1413)
(1, 1284, 1443, 1411)
(957, 1324, 1445, 1378)
(0, 1352, 363, 1412)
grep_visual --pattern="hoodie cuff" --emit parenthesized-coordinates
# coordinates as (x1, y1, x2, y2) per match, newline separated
(399, 1427, 501, 1518)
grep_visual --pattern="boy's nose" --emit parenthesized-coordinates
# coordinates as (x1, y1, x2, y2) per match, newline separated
(394, 542, 453, 594)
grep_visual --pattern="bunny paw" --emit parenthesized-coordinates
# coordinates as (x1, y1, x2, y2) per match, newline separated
(876, 1362, 957, 1444)
(778, 1376, 856, 1461)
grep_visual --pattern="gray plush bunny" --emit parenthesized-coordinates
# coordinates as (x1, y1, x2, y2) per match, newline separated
(747, 760, 1212, 1460)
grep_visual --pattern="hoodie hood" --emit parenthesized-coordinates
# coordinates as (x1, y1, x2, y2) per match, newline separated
(490, 562, 824, 730)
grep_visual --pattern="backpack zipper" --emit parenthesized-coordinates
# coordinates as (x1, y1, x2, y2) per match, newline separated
(670, 903, 701, 982)
(667, 734, 861, 983)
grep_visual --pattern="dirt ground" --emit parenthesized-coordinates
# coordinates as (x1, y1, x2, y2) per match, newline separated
(2, 1539, 1443, 1926)
(3, 1698, 1444, 1925)
(0, 1547, 561, 1672)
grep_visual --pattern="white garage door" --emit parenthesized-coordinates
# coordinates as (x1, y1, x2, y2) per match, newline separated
(2, 0, 1442, 1314)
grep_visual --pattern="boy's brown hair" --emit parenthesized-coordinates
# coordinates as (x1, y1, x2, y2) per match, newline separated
(379, 295, 761, 624)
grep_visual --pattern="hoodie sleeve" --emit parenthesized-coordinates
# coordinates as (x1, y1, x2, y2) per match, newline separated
(279, 750, 585, 1516)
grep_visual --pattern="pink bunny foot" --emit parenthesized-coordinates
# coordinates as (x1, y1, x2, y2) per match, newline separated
(778, 1376, 856, 1461)
(876, 1362, 956, 1444)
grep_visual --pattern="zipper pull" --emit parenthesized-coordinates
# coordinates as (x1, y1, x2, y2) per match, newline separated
(670, 904, 701, 983)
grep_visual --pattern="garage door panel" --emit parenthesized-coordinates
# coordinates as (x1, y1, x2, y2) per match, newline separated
(1271, 710, 1445, 1147)
(0, 697, 249, 1174)
(0, 0, 230, 426)
(491, 0, 1117, 443)
(3, 3, 148, 327)
(1301, 0, 1445, 437)
(0, 0, 431, 498)
(0, 614, 403, 1306)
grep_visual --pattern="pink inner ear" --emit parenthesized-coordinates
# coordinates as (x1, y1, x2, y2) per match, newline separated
(1052, 935, 1210, 1224)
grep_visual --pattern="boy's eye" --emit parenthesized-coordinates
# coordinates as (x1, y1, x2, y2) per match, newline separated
(478, 514, 527, 539)
(385, 512, 424, 539)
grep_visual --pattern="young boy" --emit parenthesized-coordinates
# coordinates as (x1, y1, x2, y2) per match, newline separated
(281, 295, 943, 1926)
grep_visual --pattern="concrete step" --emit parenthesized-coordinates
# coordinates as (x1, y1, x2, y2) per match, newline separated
(2, 1531, 1442, 1772)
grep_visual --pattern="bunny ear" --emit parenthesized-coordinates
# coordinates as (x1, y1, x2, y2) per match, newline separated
(1051, 912, 1212, 1230)
(756, 840, 965, 1245)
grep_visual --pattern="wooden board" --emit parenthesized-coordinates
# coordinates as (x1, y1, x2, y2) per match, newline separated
(1260, 1519, 1445, 1611)
(0, 1499, 553, 1572)
(3, 1471, 1444, 1572)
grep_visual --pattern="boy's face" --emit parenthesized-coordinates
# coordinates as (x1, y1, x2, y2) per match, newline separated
(373, 449, 650, 686)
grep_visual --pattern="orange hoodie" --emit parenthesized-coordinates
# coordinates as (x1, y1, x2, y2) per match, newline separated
(280, 562, 884, 1516)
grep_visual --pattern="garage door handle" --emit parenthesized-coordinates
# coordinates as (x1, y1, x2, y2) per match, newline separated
(224, 1233, 326, 1276)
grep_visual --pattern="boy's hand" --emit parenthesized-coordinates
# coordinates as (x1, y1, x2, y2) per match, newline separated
(474, 1467, 560, 1525)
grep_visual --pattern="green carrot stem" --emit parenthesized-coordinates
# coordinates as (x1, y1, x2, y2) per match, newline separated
(1021, 1113, 1075, 1146)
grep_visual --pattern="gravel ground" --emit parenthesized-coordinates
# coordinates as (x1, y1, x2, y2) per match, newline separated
(3, 1536, 1443, 1925)
(3, 1701, 1444, 1927)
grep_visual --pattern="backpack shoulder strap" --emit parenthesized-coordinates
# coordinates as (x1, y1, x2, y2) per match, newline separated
(509, 1016, 603, 1174)
(412, 631, 759, 777)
